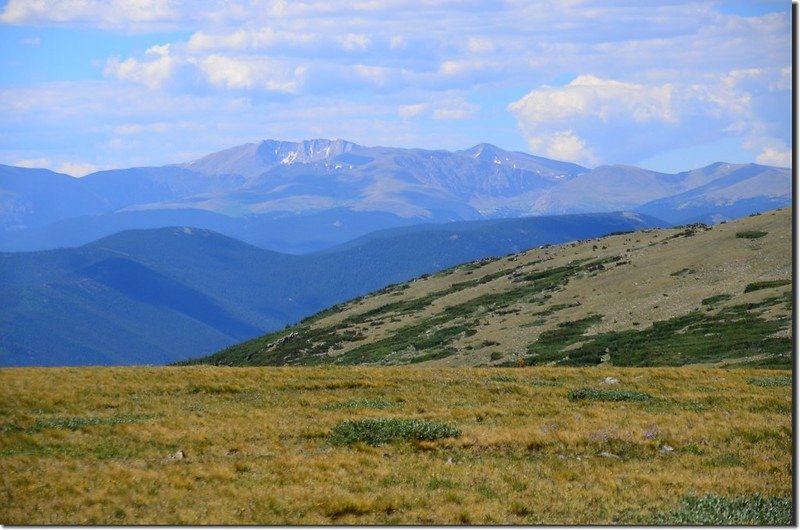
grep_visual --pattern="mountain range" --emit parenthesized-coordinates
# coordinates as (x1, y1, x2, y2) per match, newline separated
(0, 211, 666, 366)
(0, 139, 791, 253)
(185, 208, 792, 369)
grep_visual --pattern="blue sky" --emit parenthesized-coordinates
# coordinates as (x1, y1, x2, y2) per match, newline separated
(0, 0, 791, 176)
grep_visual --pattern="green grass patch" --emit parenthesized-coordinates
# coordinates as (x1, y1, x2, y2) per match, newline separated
(735, 231, 768, 239)
(743, 279, 791, 293)
(329, 418, 460, 446)
(748, 376, 792, 387)
(28, 414, 145, 433)
(320, 398, 394, 410)
(528, 378, 562, 387)
(650, 494, 792, 525)
(525, 314, 602, 365)
(701, 294, 732, 306)
(527, 296, 791, 368)
(567, 388, 653, 402)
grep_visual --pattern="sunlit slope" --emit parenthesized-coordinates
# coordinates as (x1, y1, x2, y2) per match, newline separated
(187, 208, 792, 368)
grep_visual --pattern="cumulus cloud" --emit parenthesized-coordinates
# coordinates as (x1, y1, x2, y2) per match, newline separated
(186, 28, 313, 51)
(1, 0, 178, 29)
(13, 157, 51, 168)
(755, 147, 791, 168)
(104, 43, 174, 89)
(13, 157, 96, 176)
(527, 131, 598, 166)
(507, 69, 793, 166)
(389, 35, 406, 49)
(57, 161, 98, 176)
(467, 36, 493, 53)
(195, 54, 305, 92)
(432, 97, 478, 120)
(398, 103, 426, 118)
(509, 75, 676, 125)
(113, 121, 200, 135)
(340, 33, 370, 52)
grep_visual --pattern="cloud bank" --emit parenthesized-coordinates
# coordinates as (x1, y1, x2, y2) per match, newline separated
(0, 0, 791, 173)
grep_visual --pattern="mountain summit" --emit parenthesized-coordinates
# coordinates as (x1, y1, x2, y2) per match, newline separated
(0, 139, 791, 253)
(183, 138, 360, 178)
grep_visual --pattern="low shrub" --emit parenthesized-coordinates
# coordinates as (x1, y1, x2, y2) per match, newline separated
(701, 294, 732, 306)
(529, 378, 562, 387)
(651, 494, 792, 525)
(320, 398, 394, 410)
(567, 388, 653, 402)
(743, 280, 791, 293)
(748, 376, 792, 387)
(329, 418, 460, 446)
(735, 231, 768, 239)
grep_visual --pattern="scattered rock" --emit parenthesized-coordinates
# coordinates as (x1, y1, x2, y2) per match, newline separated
(643, 425, 659, 440)
(599, 451, 621, 459)
(446, 457, 454, 465)
(602, 377, 620, 385)
(660, 444, 674, 453)
(168, 450, 186, 461)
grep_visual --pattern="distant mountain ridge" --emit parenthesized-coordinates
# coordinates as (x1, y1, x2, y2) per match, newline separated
(0, 139, 791, 253)
(0, 211, 666, 366)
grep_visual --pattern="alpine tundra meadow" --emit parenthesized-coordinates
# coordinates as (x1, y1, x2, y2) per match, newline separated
(0, 0, 793, 525)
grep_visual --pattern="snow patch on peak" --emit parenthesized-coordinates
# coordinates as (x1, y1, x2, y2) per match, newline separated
(621, 211, 644, 223)
(281, 151, 298, 165)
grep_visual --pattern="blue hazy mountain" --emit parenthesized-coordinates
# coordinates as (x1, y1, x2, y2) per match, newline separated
(0, 211, 667, 366)
(0, 140, 789, 253)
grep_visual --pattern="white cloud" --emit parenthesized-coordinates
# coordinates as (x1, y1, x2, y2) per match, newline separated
(113, 121, 200, 135)
(353, 65, 391, 85)
(14, 157, 51, 168)
(20, 36, 40, 45)
(0, 1, 790, 172)
(527, 131, 597, 166)
(340, 33, 370, 52)
(195, 55, 305, 92)
(12, 157, 96, 176)
(1, 0, 178, 29)
(57, 161, 97, 176)
(432, 97, 478, 120)
(103, 43, 174, 89)
(398, 103, 426, 118)
(509, 75, 676, 125)
(756, 147, 791, 168)
(467, 36, 493, 53)
(186, 28, 313, 51)
(197, 54, 256, 89)
(198, 54, 307, 94)
(389, 35, 406, 49)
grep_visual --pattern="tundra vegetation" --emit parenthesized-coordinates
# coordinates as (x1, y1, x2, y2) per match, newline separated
(2, 209, 792, 524)
(0, 365, 791, 525)
(187, 208, 791, 370)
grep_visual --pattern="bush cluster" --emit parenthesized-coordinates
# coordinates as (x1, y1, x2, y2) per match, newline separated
(748, 376, 792, 387)
(329, 418, 460, 445)
(651, 494, 792, 525)
(567, 388, 653, 402)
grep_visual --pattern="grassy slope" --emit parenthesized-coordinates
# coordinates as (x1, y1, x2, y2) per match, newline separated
(189, 208, 792, 368)
(0, 365, 791, 524)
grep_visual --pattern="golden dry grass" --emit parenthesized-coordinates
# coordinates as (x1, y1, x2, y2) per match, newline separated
(0, 365, 791, 524)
